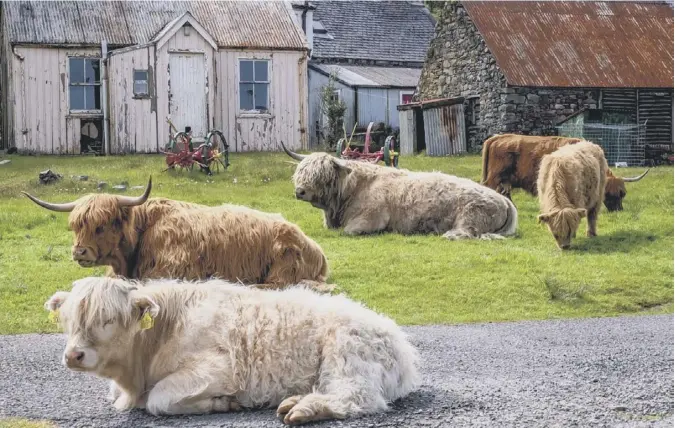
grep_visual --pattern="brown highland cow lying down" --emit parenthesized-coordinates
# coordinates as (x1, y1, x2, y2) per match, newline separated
(23, 177, 330, 291)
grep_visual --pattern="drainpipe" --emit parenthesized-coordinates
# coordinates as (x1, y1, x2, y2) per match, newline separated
(101, 40, 110, 155)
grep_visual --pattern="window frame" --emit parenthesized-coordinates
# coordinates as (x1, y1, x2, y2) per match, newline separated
(238, 58, 271, 115)
(68, 57, 102, 113)
(399, 90, 415, 105)
(132, 69, 151, 99)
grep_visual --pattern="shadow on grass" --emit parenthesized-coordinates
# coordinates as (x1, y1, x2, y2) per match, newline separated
(572, 230, 659, 254)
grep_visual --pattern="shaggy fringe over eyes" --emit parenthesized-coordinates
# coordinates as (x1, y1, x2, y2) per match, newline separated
(62, 277, 139, 336)
(292, 155, 339, 190)
(69, 195, 124, 233)
(547, 208, 582, 237)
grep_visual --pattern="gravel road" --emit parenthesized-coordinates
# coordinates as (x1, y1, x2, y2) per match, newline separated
(0, 314, 672, 428)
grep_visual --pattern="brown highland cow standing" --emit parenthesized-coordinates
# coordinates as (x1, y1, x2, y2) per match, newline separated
(480, 133, 649, 211)
(536, 141, 609, 250)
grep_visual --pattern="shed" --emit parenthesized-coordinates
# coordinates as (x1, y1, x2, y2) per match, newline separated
(397, 97, 466, 156)
(417, 1, 674, 163)
(294, 0, 436, 147)
(309, 63, 422, 134)
(0, 1, 310, 154)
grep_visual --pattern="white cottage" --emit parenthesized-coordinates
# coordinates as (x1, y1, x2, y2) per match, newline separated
(0, 1, 309, 154)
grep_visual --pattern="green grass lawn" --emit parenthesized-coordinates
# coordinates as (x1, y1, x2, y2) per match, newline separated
(0, 152, 672, 334)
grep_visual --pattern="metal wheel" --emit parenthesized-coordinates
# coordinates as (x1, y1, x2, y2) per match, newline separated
(205, 130, 230, 172)
(336, 138, 345, 157)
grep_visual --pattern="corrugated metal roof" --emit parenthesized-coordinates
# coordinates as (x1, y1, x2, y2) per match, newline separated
(310, 64, 421, 88)
(463, 1, 674, 88)
(3, 1, 307, 50)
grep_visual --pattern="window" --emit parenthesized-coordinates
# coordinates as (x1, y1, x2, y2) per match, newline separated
(69, 57, 101, 111)
(239, 59, 270, 112)
(400, 90, 415, 105)
(133, 70, 149, 97)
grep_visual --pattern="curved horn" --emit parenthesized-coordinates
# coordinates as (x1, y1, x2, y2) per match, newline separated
(21, 192, 76, 212)
(117, 176, 152, 207)
(280, 141, 306, 161)
(622, 168, 650, 183)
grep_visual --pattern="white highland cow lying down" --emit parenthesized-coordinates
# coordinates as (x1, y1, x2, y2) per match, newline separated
(282, 142, 518, 240)
(45, 277, 420, 424)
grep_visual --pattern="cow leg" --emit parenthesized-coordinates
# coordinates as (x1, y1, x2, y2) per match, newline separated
(342, 211, 389, 236)
(277, 392, 350, 425)
(586, 203, 600, 237)
(107, 381, 122, 402)
(146, 368, 239, 416)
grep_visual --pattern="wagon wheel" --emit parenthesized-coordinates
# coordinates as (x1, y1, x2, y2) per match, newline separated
(384, 135, 399, 168)
(204, 130, 230, 173)
(336, 138, 345, 157)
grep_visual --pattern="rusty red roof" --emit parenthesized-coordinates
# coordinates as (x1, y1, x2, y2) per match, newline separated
(463, 1, 674, 88)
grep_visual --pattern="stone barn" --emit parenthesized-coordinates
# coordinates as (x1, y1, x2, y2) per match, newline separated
(417, 1, 674, 162)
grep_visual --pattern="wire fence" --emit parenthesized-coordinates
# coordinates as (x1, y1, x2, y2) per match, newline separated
(556, 121, 647, 167)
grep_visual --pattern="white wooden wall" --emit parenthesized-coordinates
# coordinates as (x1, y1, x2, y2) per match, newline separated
(216, 50, 308, 152)
(108, 45, 158, 153)
(11, 46, 99, 154)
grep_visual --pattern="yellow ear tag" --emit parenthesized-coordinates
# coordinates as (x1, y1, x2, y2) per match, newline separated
(49, 309, 60, 324)
(140, 311, 154, 330)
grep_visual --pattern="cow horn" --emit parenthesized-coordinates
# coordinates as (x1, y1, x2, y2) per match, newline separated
(22, 192, 76, 212)
(622, 169, 650, 183)
(280, 141, 306, 161)
(117, 176, 152, 207)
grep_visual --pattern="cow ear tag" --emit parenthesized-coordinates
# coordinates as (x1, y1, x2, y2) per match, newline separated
(140, 311, 154, 330)
(49, 309, 60, 324)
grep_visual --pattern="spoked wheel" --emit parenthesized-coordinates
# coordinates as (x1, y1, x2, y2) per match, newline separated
(205, 130, 230, 173)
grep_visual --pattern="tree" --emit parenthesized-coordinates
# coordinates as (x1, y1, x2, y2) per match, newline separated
(319, 70, 347, 149)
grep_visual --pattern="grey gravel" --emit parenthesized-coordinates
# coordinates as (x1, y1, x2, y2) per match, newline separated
(0, 314, 672, 427)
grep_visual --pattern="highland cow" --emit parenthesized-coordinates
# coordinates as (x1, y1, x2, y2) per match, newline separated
(537, 141, 609, 249)
(46, 276, 420, 424)
(480, 133, 649, 211)
(282, 143, 518, 240)
(23, 178, 328, 290)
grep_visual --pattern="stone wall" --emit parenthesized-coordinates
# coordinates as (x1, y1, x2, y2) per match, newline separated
(416, 1, 601, 150)
(416, 1, 506, 151)
(499, 87, 600, 136)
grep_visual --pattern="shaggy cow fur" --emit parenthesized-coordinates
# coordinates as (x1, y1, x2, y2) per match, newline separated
(285, 149, 518, 240)
(23, 179, 328, 289)
(480, 133, 649, 211)
(537, 141, 609, 250)
(46, 276, 420, 424)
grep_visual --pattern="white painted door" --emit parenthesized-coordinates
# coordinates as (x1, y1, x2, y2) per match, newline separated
(169, 53, 207, 138)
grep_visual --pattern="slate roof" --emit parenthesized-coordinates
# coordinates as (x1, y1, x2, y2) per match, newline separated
(310, 64, 421, 88)
(311, 0, 436, 63)
(2, 1, 307, 50)
(464, 1, 674, 88)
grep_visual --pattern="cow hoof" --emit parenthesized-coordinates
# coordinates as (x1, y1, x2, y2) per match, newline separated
(277, 395, 303, 419)
(587, 231, 597, 237)
(283, 406, 315, 425)
(113, 393, 136, 411)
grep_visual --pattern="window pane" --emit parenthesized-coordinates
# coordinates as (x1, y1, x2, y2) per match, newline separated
(240, 61, 253, 82)
(239, 83, 254, 110)
(134, 70, 148, 82)
(69, 86, 85, 110)
(83, 86, 101, 110)
(254, 83, 268, 110)
(254, 60, 268, 82)
(85, 59, 100, 83)
(134, 81, 148, 95)
(69, 58, 84, 84)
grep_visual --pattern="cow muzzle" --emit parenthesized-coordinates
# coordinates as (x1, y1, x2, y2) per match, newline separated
(72, 246, 97, 266)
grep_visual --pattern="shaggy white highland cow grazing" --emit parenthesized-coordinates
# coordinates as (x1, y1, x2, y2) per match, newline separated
(282, 142, 518, 240)
(46, 276, 420, 424)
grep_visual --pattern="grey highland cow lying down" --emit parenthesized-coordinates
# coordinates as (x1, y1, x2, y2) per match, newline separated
(45, 276, 420, 425)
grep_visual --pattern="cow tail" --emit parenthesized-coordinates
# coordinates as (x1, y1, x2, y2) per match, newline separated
(481, 135, 496, 184)
(496, 197, 518, 237)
